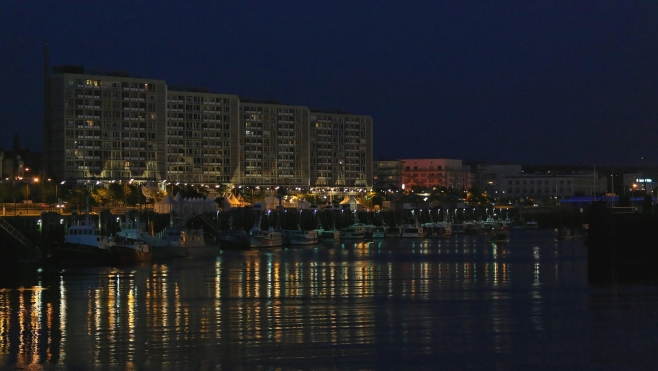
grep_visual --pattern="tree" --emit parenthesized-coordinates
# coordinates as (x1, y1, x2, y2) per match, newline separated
(108, 183, 125, 204)
(92, 187, 112, 207)
(123, 184, 144, 206)
(68, 188, 92, 212)
(152, 190, 166, 203)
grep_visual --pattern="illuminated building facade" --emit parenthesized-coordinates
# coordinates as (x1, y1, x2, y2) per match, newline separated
(166, 89, 240, 184)
(373, 160, 403, 190)
(44, 66, 373, 189)
(400, 159, 472, 190)
(239, 100, 310, 188)
(505, 174, 606, 198)
(310, 111, 373, 188)
(45, 66, 167, 182)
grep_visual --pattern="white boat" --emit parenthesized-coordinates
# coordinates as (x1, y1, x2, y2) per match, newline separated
(340, 224, 367, 239)
(54, 196, 112, 264)
(315, 222, 341, 242)
(401, 224, 425, 238)
(56, 222, 112, 263)
(483, 217, 496, 230)
(250, 217, 283, 247)
(282, 229, 319, 245)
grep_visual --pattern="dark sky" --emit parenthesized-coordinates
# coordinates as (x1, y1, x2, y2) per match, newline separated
(2, 1, 657, 167)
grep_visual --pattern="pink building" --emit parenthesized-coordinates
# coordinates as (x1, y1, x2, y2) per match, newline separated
(400, 159, 472, 190)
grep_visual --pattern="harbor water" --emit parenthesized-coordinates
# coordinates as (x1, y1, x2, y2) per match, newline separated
(1, 229, 657, 370)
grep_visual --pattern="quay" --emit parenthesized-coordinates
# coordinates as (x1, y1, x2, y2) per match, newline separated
(587, 201, 658, 284)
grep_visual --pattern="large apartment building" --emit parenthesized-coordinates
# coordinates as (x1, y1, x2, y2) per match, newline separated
(238, 100, 311, 187)
(166, 89, 240, 184)
(44, 66, 373, 189)
(310, 111, 373, 188)
(45, 66, 167, 181)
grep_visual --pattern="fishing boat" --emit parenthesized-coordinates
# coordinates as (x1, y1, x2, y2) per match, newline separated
(108, 235, 153, 263)
(282, 228, 319, 246)
(249, 216, 283, 248)
(53, 195, 112, 264)
(400, 224, 425, 238)
(154, 227, 206, 258)
(371, 225, 386, 238)
(55, 221, 112, 264)
(218, 217, 251, 249)
(340, 224, 366, 239)
(314, 222, 341, 242)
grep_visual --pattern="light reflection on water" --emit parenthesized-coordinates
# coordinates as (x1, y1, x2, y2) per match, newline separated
(1, 230, 658, 369)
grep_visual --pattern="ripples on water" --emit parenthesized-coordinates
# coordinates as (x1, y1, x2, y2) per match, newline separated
(1, 230, 657, 370)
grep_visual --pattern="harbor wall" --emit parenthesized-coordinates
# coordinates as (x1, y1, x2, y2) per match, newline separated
(587, 201, 658, 284)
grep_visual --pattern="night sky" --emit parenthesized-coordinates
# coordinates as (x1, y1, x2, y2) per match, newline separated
(2, 1, 657, 167)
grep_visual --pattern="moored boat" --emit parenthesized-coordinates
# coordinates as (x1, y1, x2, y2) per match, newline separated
(282, 229, 319, 246)
(108, 236, 153, 263)
(400, 224, 425, 238)
(152, 227, 206, 258)
(249, 217, 283, 248)
(218, 217, 251, 249)
(340, 224, 367, 239)
(314, 221, 341, 242)
(371, 226, 386, 238)
(54, 222, 113, 264)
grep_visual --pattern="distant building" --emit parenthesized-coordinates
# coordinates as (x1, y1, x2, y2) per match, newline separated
(400, 159, 471, 190)
(505, 174, 606, 198)
(373, 160, 403, 190)
(1, 133, 41, 181)
(474, 163, 523, 198)
(622, 172, 657, 194)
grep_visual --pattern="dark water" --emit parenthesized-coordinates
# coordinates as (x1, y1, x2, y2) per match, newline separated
(1, 230, 657, 370)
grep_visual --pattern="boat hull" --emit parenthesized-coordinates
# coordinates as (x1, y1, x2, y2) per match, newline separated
(52, 243, 114, 265)
(283, 230, 319, 246)
(317, 230, 341, 241)
(110, 245, 153, 263)
(151, 245, 188, 259)
(219, 233, 251, 249)
(250, 236, 283, 248)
